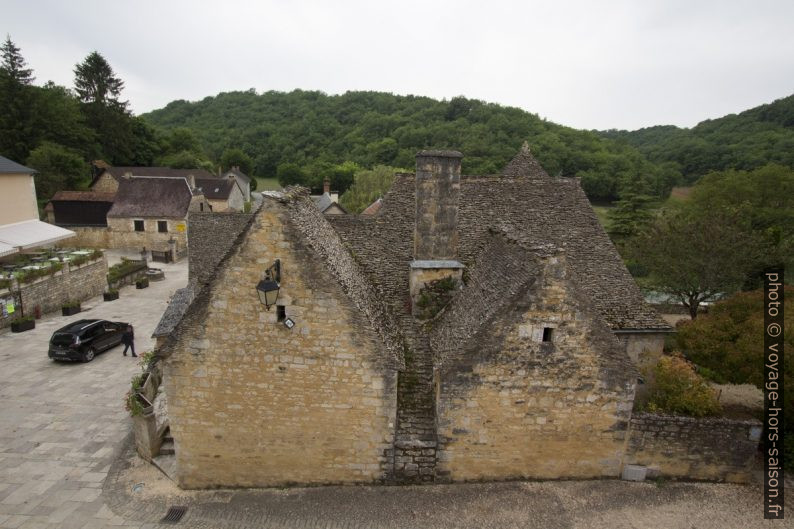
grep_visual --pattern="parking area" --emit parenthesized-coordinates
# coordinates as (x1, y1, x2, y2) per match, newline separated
(0, 253, 187, 528)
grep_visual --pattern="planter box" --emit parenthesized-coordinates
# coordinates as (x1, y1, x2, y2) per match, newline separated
(11, 319, 35, 333)
(103, 291, 119, 302)
(62, 305, 81, 316)
(136, 278, 149, 289)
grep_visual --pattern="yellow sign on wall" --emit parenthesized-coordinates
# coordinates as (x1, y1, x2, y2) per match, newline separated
(175, 223, 186, 233)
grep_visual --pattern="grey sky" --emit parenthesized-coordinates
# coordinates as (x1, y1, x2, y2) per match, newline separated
(3, 0, 793, 130)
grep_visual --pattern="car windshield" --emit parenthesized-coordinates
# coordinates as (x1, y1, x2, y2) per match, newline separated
(51, 333, 74, 346)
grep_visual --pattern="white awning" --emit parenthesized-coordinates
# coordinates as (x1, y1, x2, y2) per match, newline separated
(0, 241, 17, 258)
(0, 220, 75, 250)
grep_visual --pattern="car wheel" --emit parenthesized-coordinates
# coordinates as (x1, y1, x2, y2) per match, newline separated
(82, 348, 96, 363)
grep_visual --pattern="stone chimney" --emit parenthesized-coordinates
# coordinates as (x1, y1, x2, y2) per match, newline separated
(186, 174, 196, 189)
(323, 176, 331, 195)
(123, 171, 132, 179)
(409, 150, 465, 317)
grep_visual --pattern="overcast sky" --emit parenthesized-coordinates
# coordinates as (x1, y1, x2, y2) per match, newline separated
(3, 0, 793, 130)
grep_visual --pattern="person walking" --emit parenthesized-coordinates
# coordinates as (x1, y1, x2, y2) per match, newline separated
(122, 324, 137, 357)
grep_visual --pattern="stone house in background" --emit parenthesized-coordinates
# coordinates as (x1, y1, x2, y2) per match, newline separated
(154, 145, 757, 489)
(222, 166, 251, 202)
(101, 176, 208, 257)
(195, 177, 245, 212)
(90, 165, 216, 194)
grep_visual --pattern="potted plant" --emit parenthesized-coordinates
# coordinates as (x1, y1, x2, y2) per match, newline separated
(103, 288, 119, 301)
(136, 277, 149, 289)
(11, 315, 35, 333)
(61, 300, 81, 316)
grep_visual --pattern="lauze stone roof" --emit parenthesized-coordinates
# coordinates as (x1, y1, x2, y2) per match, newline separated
(107, 177, 194, 218)
(164, 144, 668, 364)
(327, 143, 670, 332)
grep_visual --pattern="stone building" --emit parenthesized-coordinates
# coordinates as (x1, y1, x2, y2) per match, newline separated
(101, 176, 208, 256)
(154, 145, 760, 490)
(195, 177, 245, 212)
(221, 166, 252, 202)
(90, 165, 216, 194)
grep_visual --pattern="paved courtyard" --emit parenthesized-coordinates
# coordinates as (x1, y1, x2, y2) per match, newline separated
(0, 252, 791, 528)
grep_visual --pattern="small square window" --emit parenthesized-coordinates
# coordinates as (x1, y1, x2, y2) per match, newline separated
(133, 220, 144, 232)
(157, 220, 168, 233)
(542, 327, 554, 342)
(276, 305, 286, 322)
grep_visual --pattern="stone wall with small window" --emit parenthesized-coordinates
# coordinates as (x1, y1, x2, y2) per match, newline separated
(58, 217, 188, 253)
(435, 256, 637, 481)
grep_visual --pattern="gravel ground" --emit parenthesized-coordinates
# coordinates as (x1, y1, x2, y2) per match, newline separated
(104, 441, 793, 529)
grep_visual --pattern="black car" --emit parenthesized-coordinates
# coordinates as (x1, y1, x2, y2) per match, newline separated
(48, 319, 129, 362)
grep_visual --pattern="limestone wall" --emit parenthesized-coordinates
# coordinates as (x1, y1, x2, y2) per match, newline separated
(617, 332, 667, 372)
(436, 256, 637, 481)
(0, 257, 108, 328)
(625, 413, 761, 483)
(163, 200, 398, 488)
(62, 219, 188, 253)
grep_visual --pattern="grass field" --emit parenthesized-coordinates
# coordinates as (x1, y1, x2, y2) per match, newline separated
(256, 177, 281, 191)
(591, 205, 612, 231)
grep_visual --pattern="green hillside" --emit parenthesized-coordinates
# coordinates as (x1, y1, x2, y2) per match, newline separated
(600, 94, 794, 184)
(141, 90, 679, 202)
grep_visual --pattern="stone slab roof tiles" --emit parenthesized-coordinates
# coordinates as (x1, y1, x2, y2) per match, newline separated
(328, 148, 670, 332)
(195, 178, 235, 200)
(152, 285, 196, 338)
(107, 177, 193, 218)
(279, 187, 405, 369)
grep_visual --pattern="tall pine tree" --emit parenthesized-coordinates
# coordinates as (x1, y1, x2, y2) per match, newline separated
(0, 35, 35, 160)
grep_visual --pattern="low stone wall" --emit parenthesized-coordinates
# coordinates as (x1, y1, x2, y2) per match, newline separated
(625, 413, 761, 483)
(0, 257, 108, 328)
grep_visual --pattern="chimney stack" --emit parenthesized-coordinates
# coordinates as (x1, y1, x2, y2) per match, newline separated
(413, 150, 462, 259)
(409, 150, 465, 318)
(323, 176, 331, 195)
(123, 171, 132, 179)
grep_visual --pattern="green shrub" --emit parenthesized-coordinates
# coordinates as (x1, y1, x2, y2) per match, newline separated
(0, 278, 11, 289)
(61, 300, 80, 309)
(645, 354, 722, 417)
(675, 287, 793, 470)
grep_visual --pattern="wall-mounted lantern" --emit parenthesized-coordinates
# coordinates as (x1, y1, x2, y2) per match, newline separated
(256, 259, 281, 310)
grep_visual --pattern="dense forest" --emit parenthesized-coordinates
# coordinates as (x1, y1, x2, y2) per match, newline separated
(142, 90, 681, 202)
(600, 94, 794, 184)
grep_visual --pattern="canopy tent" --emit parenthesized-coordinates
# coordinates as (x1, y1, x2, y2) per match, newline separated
(0, 220, 75, 251)
(0, 241, 17, 258)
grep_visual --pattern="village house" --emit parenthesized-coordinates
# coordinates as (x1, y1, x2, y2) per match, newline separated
(195, 177, 245, 212)
(102, 176, 208, 260)
(221, 166, 252, 202)
(0, 156, 75, 259)
(90, 165, 216, 194)
(311, 177, 347, 214)
(152, 144, 759, 489)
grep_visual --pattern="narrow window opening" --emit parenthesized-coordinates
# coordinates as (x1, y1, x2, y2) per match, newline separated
(542, 327, 554, 343)
(276, 305, 286, 322)
(200, 203, 204, 212)
(133, 220, 144, 232)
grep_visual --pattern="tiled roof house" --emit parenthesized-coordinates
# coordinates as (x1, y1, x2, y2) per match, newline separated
(156, 144, 675, 489)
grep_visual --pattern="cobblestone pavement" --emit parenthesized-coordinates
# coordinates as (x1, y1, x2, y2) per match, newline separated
(1, 252, 792, 529)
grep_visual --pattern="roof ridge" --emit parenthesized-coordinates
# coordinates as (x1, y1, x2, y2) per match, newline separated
(501, 142, 551, 178)
(283, 191, 406, 369)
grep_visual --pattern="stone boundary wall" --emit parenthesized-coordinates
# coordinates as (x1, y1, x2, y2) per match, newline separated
(625, 413, 761, 483)
(0, 257, 108, 328)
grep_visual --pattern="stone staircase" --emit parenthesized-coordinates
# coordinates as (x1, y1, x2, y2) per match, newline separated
(393, 316, 437, 483)
(152, 426, 176, 480)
